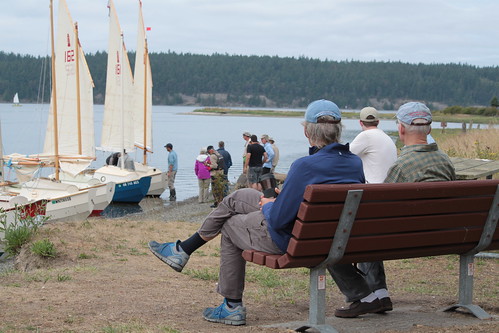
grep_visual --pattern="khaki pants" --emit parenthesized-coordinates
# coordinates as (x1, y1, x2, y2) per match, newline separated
(198, 188, 282, 299)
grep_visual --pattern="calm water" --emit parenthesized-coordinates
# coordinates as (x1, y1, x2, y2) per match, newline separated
(0, 103, 472, 202)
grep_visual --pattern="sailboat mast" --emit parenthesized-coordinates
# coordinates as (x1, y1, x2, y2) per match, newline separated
(50, 0, 60, 180)
(75, 22, 82, 155)
(119, 32, 125, 170)
(142, 39, 148, 165)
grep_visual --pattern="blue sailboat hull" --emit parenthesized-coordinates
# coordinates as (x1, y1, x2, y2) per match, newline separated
(112, 176, 152, 203)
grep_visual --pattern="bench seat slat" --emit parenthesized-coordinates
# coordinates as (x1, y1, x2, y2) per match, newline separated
(303, 180, 499, 203)
(292, 212, 489, 239)
(248, 243, 484, 270)
(287, 228, 484, 257)
(297, 197, 492, 221)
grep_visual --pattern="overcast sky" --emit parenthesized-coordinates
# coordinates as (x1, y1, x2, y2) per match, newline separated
(1, 0, 497, 67)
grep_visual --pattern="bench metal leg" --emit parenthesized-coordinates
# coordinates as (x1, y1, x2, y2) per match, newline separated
(442, 254, 491, 319)
(294, 266, 339, 333)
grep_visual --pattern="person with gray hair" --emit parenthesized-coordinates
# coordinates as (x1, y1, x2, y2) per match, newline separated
(330, 101, 456, 319)
(148, 99, 365, 326)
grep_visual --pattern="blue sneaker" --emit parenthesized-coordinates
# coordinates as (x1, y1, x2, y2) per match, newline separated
(148, 240, 189, 272)
(203, 299, 246, 326)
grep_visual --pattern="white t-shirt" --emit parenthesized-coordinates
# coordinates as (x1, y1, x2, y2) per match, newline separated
(350, 128, 397, 183)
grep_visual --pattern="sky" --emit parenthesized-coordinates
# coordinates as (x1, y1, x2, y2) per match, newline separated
(1, 0, 497, 67)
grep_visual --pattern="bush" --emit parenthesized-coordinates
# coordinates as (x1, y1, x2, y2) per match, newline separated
(31, 239, 57, 258)
(0, 204, 48, 257)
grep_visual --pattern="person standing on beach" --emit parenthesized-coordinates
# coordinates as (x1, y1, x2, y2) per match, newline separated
(260, 134, 274, 175)
(207, 145, 226, 208)
(329, 102, 456, 318)
(269, 137, 279, 172)
(244, 135, 266, 189)
(350, 107, 397, 183)
(241, 132, 251, 164)
(165, 143, 178, 201)
(148, 99, 365, 326)
(217, 141, 233, 196)
(194, 148, 211, 203)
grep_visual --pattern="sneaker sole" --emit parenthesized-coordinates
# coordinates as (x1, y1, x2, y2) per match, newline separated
(148, 244, 184, 272)
(203, 317, 246, 326)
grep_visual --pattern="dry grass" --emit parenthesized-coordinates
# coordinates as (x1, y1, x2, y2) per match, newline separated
(436, 128, 499, 160)
(1, 215, 498, 332)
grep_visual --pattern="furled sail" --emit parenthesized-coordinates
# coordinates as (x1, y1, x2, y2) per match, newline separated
(133, 0, 153, 156)
(99, 0, 136, 153)
(43, 0, 95, 176)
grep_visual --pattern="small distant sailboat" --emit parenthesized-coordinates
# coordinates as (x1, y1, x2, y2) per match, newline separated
(12, 93, 21, 107)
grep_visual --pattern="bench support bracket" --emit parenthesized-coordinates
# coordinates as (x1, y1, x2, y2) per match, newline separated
(442, 185, 499, 320)
(294, 190, 363, 333)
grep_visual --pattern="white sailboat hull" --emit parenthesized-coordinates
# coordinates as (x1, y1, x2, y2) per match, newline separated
(6, 179, 96, 222)
(53, 172, 115, 215)
(134, 163, 166, 196)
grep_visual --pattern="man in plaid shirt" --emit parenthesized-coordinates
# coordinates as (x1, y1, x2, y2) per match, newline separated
(331, 101, 456, 318)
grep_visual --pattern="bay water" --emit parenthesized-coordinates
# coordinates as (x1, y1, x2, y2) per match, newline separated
(0, 103, 470, 203)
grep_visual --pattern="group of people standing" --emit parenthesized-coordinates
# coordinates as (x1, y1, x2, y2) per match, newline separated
(194, 141, 233, 207)
(150, 99, 456, 326)
(241, 132, 279, 190)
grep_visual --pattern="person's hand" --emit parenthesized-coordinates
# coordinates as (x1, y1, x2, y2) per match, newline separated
(275, 187, 281, 195)
(259, 196, 276, 207)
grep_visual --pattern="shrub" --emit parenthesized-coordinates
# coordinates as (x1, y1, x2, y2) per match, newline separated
(0, 203, 48, 257)
(31, 239, 57, 258)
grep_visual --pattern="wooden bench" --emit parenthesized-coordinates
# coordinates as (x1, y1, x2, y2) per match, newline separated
(243, 179, 499, 333)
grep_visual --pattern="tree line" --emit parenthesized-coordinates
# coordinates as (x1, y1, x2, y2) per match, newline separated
(1, 51, 499, 109)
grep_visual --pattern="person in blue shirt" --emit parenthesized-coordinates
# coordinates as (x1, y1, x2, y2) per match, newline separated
(260, 134, 274, 175)
(148, 99, 365, 326)
(165, 143, 178, 201)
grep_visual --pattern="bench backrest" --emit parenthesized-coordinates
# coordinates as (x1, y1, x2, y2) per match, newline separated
(276, 180, 499, 269)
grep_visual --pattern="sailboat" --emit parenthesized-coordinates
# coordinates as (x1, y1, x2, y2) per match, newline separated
(12, 93, 22, 107)
(3, 0, 111, 221)
(93, 0, 151, 203)
(0, 117, 47, 256)
(131, 0, 167, 197)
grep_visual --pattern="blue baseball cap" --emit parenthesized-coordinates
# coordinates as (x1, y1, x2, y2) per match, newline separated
(396, 102, 432, 125)
(305, 99, 341, 123)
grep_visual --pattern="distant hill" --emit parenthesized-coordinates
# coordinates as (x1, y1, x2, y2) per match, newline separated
(1, 51, 498, 109)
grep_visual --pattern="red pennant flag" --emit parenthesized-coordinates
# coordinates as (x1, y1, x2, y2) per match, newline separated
(146, 27, 151, 31)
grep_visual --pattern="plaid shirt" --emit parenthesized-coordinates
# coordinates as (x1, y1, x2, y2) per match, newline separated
(385, 143, 456, 183)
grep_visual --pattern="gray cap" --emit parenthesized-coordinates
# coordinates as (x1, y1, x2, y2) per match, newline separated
(396, 102, 432, 125)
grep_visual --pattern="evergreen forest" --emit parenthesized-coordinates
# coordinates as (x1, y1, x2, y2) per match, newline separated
(1, 51, 498, 109)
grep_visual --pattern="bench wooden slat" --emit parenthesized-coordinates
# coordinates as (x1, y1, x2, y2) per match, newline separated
(287, 228, 484, 257)
(298, 196, 493, 221)
(303, 180, 499, 203)
(292, 212, 489, 239)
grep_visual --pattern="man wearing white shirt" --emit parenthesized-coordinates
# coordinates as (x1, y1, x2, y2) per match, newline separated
(350, 107, 397, 183)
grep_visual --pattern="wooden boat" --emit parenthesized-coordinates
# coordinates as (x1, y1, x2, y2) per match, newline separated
(2, 0, 100, 221)
(132, 0, 167, 197)
(93, 0, 151, 203)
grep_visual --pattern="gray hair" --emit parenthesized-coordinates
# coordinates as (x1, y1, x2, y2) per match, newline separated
(399, 121, 431, 135)
(302, 115, 343, 148)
